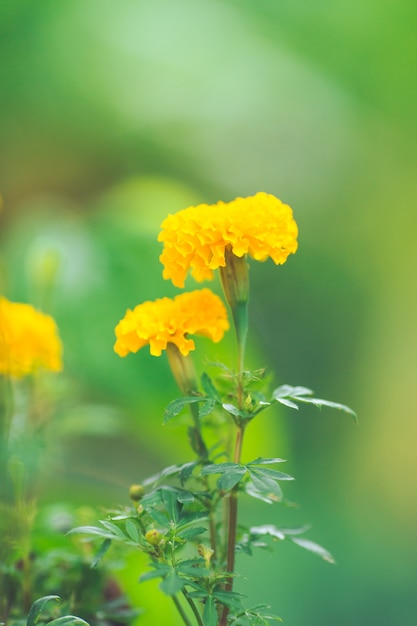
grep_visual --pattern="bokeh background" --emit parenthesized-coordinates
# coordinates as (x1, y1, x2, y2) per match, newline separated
(1, 1, 416, 624)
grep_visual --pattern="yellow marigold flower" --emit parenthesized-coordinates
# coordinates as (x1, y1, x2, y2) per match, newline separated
(158, 191, 298, 288)
(0, 296, 63, 378)
(114, 288, 229, 358)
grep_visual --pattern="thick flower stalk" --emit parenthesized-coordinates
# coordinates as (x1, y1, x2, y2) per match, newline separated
(158, 191, 298, 288)
(0, 296, 63, 378)
(114, 288, 229, 359)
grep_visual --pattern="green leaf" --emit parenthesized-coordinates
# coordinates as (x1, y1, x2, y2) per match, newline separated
(179, 462, 197, 485)
(67, 525, 118, 540)
(222, 403, 243, 417)
(217, 466, 247, 491)
(245, 481, 280, 504)
(162, 489, 181, 524)
(198, 398, 216, 418)
(276, 397, 299, 410)
(201, 372, 222, 402)
(176, 526, 207, 540)
(292, 396, 357, 420)
(201, 462, 242, 475)
(291, 537, 335, 563)
(273, 385, 313, 398)
(213, 591, 244, 611)
(248, 470, 283, 502)
(159, 571, 185, 595)
(99, 520, 127, 539)
(272, 385, 357, 421)
(250, 525, 286, 541)
(203, 596, 218, 626)
(164, 396, 207, 423)
(27, 596, 61, 626)
(139, 566, 170, 583)
(125, 519, 140, 543)
(250, 467, 294, 481)
(91, 538, 112, 568)
(247, 457, 286, 465)
(46, 618, 90, 626)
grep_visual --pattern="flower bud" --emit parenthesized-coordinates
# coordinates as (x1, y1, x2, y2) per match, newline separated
(129, 484, 145, 501)
(145, 529, 164, 546)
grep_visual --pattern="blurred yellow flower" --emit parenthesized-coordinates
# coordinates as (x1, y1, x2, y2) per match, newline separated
(114, 289, 229, 357)
(158, 192, 298, 288)
(0, 297, 63, 378)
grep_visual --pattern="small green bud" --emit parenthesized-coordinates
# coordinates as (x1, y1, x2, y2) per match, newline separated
(129, 484, 145, 501)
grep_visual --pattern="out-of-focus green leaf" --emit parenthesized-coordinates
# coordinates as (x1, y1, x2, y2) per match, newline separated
(159, 571, 185, 595)
(201, 372, 222, 402)
(203, 596, 218, 626)
(91, 538, 112, 568)
(27, 596, 61, 626)
(218, 466, 247, 491)
(46, 617, 90, 626)
(125, 519, 140, 543)
(291, 536, 335, 563)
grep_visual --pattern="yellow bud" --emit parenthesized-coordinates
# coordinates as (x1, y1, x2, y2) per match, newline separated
(198, 543, 214, 568)
(129, 484, 145, 501)
(145, 529, 163, 546)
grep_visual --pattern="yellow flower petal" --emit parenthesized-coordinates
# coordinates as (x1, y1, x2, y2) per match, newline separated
(114, 289, 229, 358)
(158, 192, 298, 287)
(0, 297, 63, 378)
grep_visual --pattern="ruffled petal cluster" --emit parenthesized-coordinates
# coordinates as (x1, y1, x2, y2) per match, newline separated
(0, 297, 63, 378)
(114, 288, 229, 357)
(158, 192, 298, 287)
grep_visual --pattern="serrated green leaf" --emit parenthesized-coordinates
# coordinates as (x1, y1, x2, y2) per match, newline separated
(176, 490, 195, 504)
(276, 397, 299, 410)
(248, 471, 283, 501)
(198, 398, 216, 418)
(251, 467, 294, 481)
(201, 372, 222, 402)
(91, 538, 112, 568)
(245, 482, 279, 504)
(217, 466, 247, 491)
(139, 567, 169, 583)
(125, 519, 140, 543)
(291, 537, 335, 563)
(67, 526, 118, 540)
(164, 396, 207, 423)
(162, 489, 180, 524)
(27, 596, 61, 626)
(203, 596, 218, 626)
(272, 384, 302, 398)
(213, 591, 244, 611)
(201, 462, 242, 476)
(292, 396, 357, 420)
(159, 571, 185, 595)
(99, 520, 127, 539)
(46, 617, 90, 626)
(176, 526, 207, 540)
(146, 508, 170, 529)
(250, 525, 286, 541)
(247, 457, 286, 465)
(179, 462, 197, 485)
(222, 403, 243, 417)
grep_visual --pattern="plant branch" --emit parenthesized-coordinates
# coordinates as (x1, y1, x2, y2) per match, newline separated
(172, 594, 194, 626)
(182, 588, 204, 626)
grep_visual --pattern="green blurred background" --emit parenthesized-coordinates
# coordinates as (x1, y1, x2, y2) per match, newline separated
(1, 1, 416, 624)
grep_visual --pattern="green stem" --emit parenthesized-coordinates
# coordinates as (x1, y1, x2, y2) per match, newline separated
(172, 594, 194, 626)
(182, 588, 204, 626)
(219, 424, 245, 626)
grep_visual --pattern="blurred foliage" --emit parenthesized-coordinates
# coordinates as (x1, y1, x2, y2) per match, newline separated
(1, 1, 416, 625)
